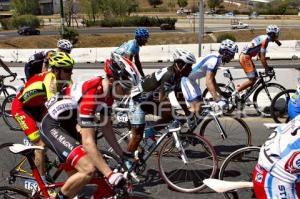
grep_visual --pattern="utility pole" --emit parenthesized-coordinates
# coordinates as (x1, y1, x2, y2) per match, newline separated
(198, 0, 204, 57)
(60, 0, 65, 36)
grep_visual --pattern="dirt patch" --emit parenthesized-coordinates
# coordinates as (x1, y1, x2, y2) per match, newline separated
(0, 28, 299, 49)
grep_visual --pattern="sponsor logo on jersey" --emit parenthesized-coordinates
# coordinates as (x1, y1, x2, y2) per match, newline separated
(285, 151, 300, 174)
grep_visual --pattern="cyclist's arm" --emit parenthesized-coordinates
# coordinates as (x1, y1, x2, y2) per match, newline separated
(43, 73, 57, 100)
(134, 54, 145, 77)
(206, 71, 221, 101)
(41, 58, 49, 72)
(0, 58, 14, 75)
(79, 127, 112, 177)
(258, 52, 268, 69)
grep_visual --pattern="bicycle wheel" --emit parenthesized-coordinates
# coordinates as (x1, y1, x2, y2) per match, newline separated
(270, 89, 296, 123)
(120, 192, 154, 198)
(0, 186, 31, 198)
(2, 94, 21, 131)
(158, 133, 217, 193)
(199, 116, 251, 159)
(0, 143, 31, 187)
(253, 83, 285, 116)
(219, 146, 260, 199)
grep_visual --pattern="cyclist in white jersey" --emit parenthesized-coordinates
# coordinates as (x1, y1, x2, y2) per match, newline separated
(113, 27, 149, 77)
(180, 39, 238, 118)
(253, 115, 300, 199)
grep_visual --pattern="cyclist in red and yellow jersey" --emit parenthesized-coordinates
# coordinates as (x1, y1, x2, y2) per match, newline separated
(11, 52, 74, 180)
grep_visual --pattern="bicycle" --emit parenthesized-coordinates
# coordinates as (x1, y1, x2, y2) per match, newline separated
(0, 74, 17, 115)
(270, 89, 296, 123)
(1, 76, 26, 131)
(0, 142, 150, 198)
(203, 68, 285, 116)
(108, 99, 252, 160)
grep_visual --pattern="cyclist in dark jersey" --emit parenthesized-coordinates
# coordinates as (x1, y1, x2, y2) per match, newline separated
(24, 39, 73, 80)
(125, 49, 196, 156)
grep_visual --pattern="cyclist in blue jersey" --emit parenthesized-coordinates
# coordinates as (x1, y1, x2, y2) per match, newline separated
(180, 39, 238, 120)
(113, 27, 149, 77)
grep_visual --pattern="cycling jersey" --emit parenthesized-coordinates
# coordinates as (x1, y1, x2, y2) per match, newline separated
(11, 72, 57, 142)
(181, 55, 222, 102)
(24, 51, 49, 80)
(258, 114, 300, 184)
(40, 76, 113, 170)
(242, 35, 271, 57)
(114, 39, 140, 57)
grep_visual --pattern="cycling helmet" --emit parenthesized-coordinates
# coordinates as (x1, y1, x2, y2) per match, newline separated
(57, 39, 73, 52)
(135, 28, 150, 40)
(105, 53, 141, 90)
(219, 39, 238, 55)
(173, 48, 196, 64)
(49, 52, 74, 69)
(266, 25, 280, 37)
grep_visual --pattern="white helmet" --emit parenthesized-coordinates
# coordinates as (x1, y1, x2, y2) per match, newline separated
(266, 25, 280, 36)
(110, 53, 141, 87)
(173, 49, 196, 64)
(219, 39, 238, 54)
(57, 39, 73, 52)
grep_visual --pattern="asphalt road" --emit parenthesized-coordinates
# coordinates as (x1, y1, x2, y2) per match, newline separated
(0, 112, 274, 199)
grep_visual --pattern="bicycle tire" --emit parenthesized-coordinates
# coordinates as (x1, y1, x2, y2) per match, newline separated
(158, 133, 218, 193)
(2, 94, 22, 131)
(270, 89, 296, 123)
(202, 83, 235, 114)
(219, 146, 260, 199)
(199, 117, 252, 159)
(118, 192, 155, 198)
(0, 186, 32, 198)
(253, 83, 285, 116)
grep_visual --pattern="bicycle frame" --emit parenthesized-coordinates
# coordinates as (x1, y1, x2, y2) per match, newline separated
(12, 146, 127, 199)
(223, 69, 274, 102)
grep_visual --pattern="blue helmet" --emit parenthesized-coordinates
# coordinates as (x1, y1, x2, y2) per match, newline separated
(135, 28, 150, 39)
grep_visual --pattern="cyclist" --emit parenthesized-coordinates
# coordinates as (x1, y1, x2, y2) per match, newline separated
(0, 58, 17, 78)
(113, 27, 149, 77)
(235, 25, 281, 97)
(24, 39, 73, 80)
(180, 39, 238, 121)
(125, 48, 196, 158)
(11, 52, 74, 183)
(253, 114, 300, 199)
(39, 57, 140, 199)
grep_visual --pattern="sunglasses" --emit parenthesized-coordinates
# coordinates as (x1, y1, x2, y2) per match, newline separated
(61, 68, 73, 73)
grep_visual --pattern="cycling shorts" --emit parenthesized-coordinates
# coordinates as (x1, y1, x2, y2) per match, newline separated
(288, 93, 300, 120)
(11, 96, 46, 143)
(180, 76, 202, 103)
(253, 164, 299, 199)
(40, 114, 85, 171)
(239, 53, 257, 79)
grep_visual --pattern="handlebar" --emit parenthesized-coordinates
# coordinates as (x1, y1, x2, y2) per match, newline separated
(0, 74, 16, 82)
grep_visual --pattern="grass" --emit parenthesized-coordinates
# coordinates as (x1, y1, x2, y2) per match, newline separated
(0, 28, 299, 49)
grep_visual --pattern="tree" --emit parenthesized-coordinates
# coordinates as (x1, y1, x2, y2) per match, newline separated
(148, 0, 163, 8)
(168, 0, 176, 11)
(99, 0, 138, 17)
(177, 0, 188, 8)
(79, 0, 100, 22)
(207, 0, 223, 10)
(11, 0, 39, 15)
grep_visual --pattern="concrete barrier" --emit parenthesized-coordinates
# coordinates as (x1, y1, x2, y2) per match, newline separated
(1, 40, 300, 63)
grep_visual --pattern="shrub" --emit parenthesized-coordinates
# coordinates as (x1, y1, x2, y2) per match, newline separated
(11, 15, 41, 29)
(217, 33, 236, 43)
(60, 27, 79, 45)
(0, 18, 13, 30)
(100, 16, 177, 27)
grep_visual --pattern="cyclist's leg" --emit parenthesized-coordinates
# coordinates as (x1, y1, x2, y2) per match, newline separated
(127, 100, 146, 152)
(40, 114, 95, 198)
(238, 53, 257, 92)
(253, 164, 298, 199)
(11, 97, 45, 177)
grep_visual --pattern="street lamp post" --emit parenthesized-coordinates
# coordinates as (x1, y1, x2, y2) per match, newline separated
(198, 0, 204, 57)
(60, 0, 65, 36)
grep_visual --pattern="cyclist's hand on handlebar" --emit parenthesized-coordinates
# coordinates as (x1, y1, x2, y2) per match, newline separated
(265, 67, 274, 76)
(107, 172, 126, 187)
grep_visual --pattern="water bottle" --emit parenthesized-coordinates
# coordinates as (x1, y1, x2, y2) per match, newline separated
(144, 136, 156, 152)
